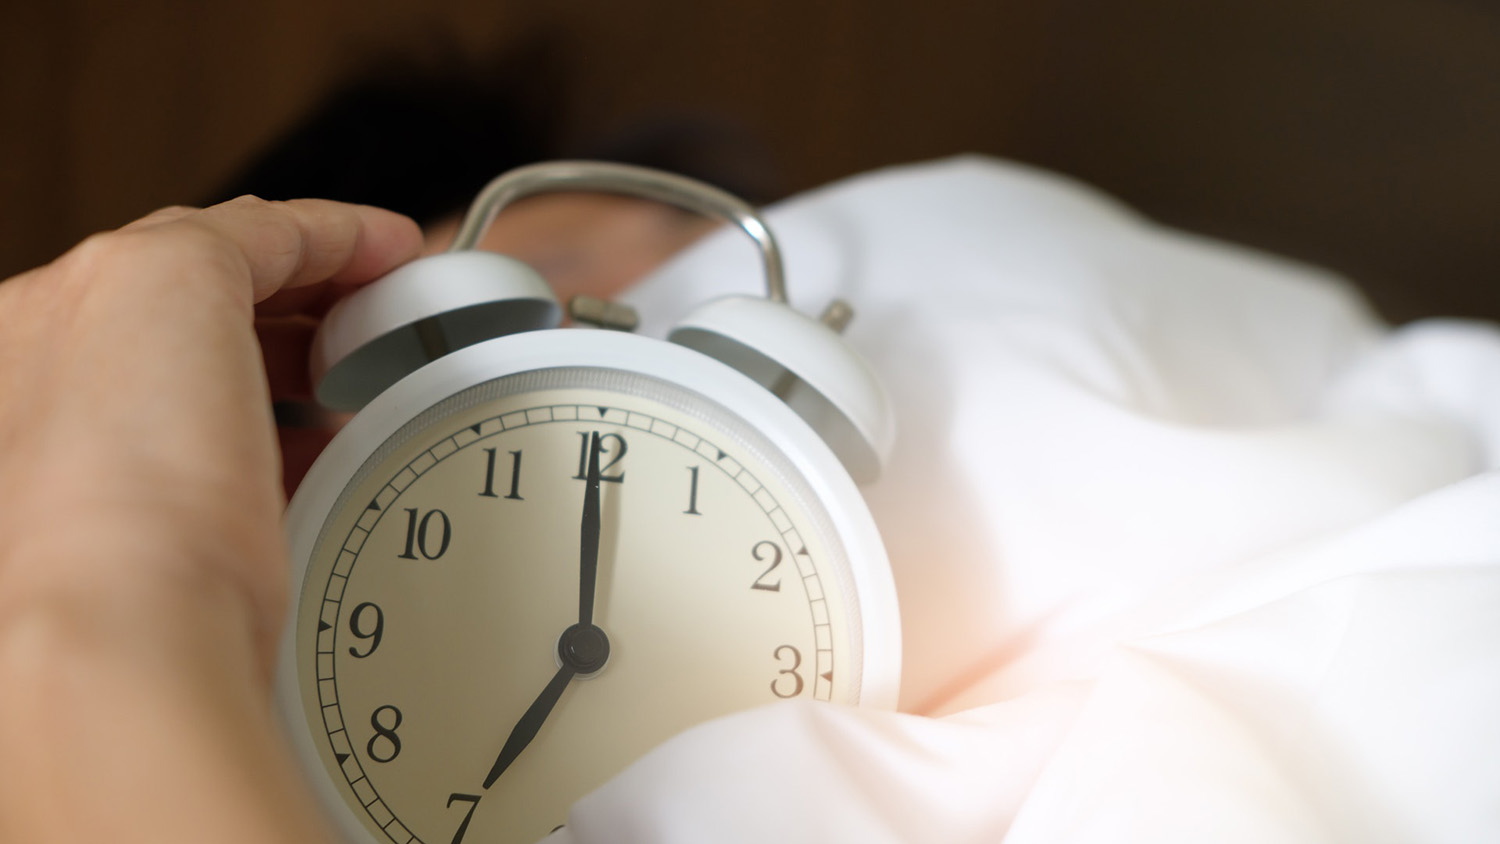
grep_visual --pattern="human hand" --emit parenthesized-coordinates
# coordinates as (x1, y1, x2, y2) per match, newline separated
(0, 197, 422, 843)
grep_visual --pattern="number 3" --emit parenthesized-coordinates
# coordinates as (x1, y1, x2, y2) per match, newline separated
(771, 644, 805, 698)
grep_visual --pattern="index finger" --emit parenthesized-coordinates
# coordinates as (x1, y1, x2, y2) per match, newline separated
(136, 196, 424, 303)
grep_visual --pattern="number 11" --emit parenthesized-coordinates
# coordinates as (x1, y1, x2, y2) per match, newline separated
(480, 448, 523, 500)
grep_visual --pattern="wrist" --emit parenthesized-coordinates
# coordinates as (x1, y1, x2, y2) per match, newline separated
(0, 550, 329, 843)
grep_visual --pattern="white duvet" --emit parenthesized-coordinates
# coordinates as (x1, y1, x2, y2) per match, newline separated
(548, 156, 1500, 843)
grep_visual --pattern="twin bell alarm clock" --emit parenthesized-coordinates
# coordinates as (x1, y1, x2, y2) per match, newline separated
(274, 161, 901, 844)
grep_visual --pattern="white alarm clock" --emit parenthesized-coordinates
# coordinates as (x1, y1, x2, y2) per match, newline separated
(274, 162, 901, 844)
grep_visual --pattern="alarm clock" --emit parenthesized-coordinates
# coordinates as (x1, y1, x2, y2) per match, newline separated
(274, 162, 901, 844)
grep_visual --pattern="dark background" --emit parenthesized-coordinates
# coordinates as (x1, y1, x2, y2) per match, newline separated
(4, 0, 1497, 324)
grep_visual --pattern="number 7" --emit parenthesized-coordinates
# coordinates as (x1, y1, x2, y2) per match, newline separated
(446, 793, 481, 844)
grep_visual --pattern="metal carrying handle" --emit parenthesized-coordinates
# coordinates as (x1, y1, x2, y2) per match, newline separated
(448, 160, 788, 303)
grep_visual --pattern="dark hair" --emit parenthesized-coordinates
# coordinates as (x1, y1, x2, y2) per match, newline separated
(213, 51, 782, 225)
(211, 60, 551, 226)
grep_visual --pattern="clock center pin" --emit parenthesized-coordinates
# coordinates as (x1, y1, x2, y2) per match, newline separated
(557, 622, 611, 676)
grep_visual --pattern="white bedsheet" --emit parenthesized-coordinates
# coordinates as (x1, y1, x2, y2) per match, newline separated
(548, 156, 1500, 842)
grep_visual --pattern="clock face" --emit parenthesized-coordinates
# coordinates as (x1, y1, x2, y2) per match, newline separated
(293, 366, 860, 844)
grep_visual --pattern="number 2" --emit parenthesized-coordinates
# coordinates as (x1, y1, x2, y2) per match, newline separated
(751, 541, 782, 592)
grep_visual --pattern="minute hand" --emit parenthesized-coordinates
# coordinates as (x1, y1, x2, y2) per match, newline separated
(578, 432, 602, 626)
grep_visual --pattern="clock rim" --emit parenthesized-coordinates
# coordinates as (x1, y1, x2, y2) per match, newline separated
(274, 328, 901, 844)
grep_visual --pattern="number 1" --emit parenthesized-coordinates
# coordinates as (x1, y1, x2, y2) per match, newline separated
(684, 466, 702, 515)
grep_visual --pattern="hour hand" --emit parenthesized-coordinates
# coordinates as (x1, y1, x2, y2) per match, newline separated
(484, 663, 575, 788)
(482, 623, 612, 788)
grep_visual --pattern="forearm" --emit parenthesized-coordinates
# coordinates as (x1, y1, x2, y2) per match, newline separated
(0, 557, 331, 844)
